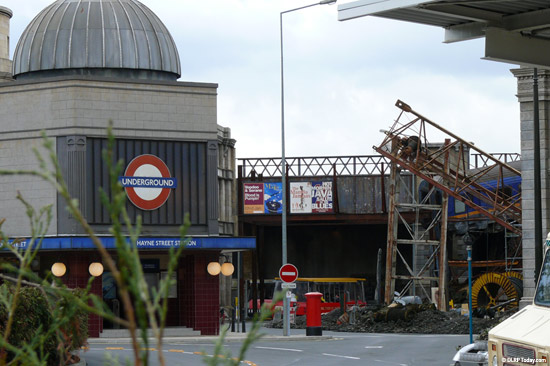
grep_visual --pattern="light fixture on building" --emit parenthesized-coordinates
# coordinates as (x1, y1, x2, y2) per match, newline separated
(207, 256, 235, 277)
(221, 262, 234, 276)
(207, 261, 221, 276)
(51, 262, 66, 277)
(88, 262, 104, 277)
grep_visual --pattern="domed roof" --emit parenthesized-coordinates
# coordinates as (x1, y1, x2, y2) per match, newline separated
(13, 0, 181, 81)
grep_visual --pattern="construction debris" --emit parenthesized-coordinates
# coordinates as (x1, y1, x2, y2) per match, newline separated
(268, 304, 515, 336)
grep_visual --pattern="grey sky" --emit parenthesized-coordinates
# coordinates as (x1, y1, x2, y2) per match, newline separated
(3, 0, 521, 159)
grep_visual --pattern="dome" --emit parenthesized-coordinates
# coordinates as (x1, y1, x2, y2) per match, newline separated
(13, 0, 181, 81)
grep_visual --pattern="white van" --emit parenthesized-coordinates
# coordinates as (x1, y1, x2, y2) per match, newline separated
(486, 237, 550, 365)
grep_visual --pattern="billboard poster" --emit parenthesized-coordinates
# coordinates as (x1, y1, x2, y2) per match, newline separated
(312, 181, 333, 213)
(290, 182, 312, 213)
(243, 183, 264, 214)
(243, 181, 332, 215)
(264, 182, 283, 214)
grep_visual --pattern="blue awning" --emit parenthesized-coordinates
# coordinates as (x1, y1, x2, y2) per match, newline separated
(7, 236, 256, 251)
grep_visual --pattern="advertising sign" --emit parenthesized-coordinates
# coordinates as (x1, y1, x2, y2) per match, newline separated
(264, 182, 283, 214)
(244, 181, 333, 215)
(290, 182, 312, 213)
(312, 181, 333, 213)
(243, 183, 264, 214)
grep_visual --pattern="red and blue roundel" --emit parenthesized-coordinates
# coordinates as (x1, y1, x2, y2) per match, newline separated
(119, 154, 177, 210)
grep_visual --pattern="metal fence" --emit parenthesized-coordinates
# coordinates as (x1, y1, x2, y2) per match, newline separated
(238, 156, 391, 178)
(471, 153, 521, 168)
(238, 153, 521, 178)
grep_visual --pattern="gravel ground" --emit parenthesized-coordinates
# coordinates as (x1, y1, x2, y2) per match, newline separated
(267, 305, 515, 337)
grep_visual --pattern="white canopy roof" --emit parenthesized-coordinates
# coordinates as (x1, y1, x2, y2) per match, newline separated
(338, 0, 550, 68)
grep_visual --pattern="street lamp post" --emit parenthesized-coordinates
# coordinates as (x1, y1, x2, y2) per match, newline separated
(280, 0, 336, 337)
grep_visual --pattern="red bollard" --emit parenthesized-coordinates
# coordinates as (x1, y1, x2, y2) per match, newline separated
(305, 292, 323, 336)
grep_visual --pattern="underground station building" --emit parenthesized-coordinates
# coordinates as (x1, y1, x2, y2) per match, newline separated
(0, 0, 253, 337)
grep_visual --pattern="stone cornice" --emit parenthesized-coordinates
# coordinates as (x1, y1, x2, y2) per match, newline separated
(511, 67, 550, 100)
(0, 75, 218, 94)
(511, 67, 550, 81)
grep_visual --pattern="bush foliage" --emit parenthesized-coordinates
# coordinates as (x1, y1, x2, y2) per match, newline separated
(0, 284, 88, 365)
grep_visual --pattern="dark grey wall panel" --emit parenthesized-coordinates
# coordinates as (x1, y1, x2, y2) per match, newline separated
(261, 224, 388, 293)
(57, 136, 88, 234)
(207, 141, 219, 235)
(337, 175, 413, 214)
(84, 138, 209, 230)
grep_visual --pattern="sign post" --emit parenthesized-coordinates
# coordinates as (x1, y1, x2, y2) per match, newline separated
(279, 264, 298, 336)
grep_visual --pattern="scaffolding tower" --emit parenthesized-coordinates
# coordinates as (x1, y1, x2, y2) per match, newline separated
(374, 100, 522, 309)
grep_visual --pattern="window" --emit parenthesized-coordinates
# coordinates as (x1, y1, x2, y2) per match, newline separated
(535, 249, 550, 307)
(454, 200, 466, 214)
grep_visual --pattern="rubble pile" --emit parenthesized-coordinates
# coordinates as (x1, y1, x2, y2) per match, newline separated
(268, 305, 515, 335)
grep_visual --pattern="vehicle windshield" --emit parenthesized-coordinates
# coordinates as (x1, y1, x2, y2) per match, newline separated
(535, 249, 550, 307)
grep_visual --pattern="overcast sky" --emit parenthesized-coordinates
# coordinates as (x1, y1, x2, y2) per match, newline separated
(3, 0, 521, 160)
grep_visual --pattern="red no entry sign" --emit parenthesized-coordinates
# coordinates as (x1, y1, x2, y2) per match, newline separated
(279, 263, 298, 283)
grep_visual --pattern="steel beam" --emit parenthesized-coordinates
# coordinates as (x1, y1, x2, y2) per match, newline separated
(338, 0, 437, 21)
(485, 27, 550, 68)
(396, 239, 440, 245)
(384, 155, 400, 304)
(438, 141, 450, 311)
(394, 275, 439, 281)
(503, 8, 550, 32)
(420, 4, 502, 22)
(444, 22, 486, 43)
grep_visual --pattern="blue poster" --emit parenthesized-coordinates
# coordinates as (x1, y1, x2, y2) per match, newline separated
(264, 182, 283, 214)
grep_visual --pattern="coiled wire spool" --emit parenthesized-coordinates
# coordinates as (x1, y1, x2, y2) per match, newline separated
(471, 272, 519, 309)
(504, 271, 523, 300)
(503, 271, 523, 281)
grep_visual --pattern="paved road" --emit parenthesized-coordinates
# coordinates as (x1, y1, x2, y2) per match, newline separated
(84, 328, 468, 366)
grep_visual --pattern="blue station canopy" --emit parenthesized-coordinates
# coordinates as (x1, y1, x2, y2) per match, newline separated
(8, 236, 256, 251)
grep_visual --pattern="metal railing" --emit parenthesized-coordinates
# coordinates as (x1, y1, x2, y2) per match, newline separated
(238, 155, 391, 178)
(239, 153, 521, 179)
(471, 153, 521, 168)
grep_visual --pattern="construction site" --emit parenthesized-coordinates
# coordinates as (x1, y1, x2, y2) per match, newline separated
(238, 99, 523, 324)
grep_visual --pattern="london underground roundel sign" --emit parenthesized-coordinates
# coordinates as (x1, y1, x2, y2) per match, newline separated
(119, 154, 177, 210)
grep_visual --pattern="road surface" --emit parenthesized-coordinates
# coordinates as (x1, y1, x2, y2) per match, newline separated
(83, 327, 468, 366)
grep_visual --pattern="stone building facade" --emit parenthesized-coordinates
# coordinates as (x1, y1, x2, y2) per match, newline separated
(512, 68, 550, 307)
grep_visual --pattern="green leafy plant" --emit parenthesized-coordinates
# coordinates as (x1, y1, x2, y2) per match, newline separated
(0, 199, 89, 366)
(203, 292, 283, 366)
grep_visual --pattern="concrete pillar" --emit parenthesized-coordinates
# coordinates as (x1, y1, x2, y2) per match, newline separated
(511, 68, 550, 308)
(217, 125, 237, 235)
(0, 7, 12, 81)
